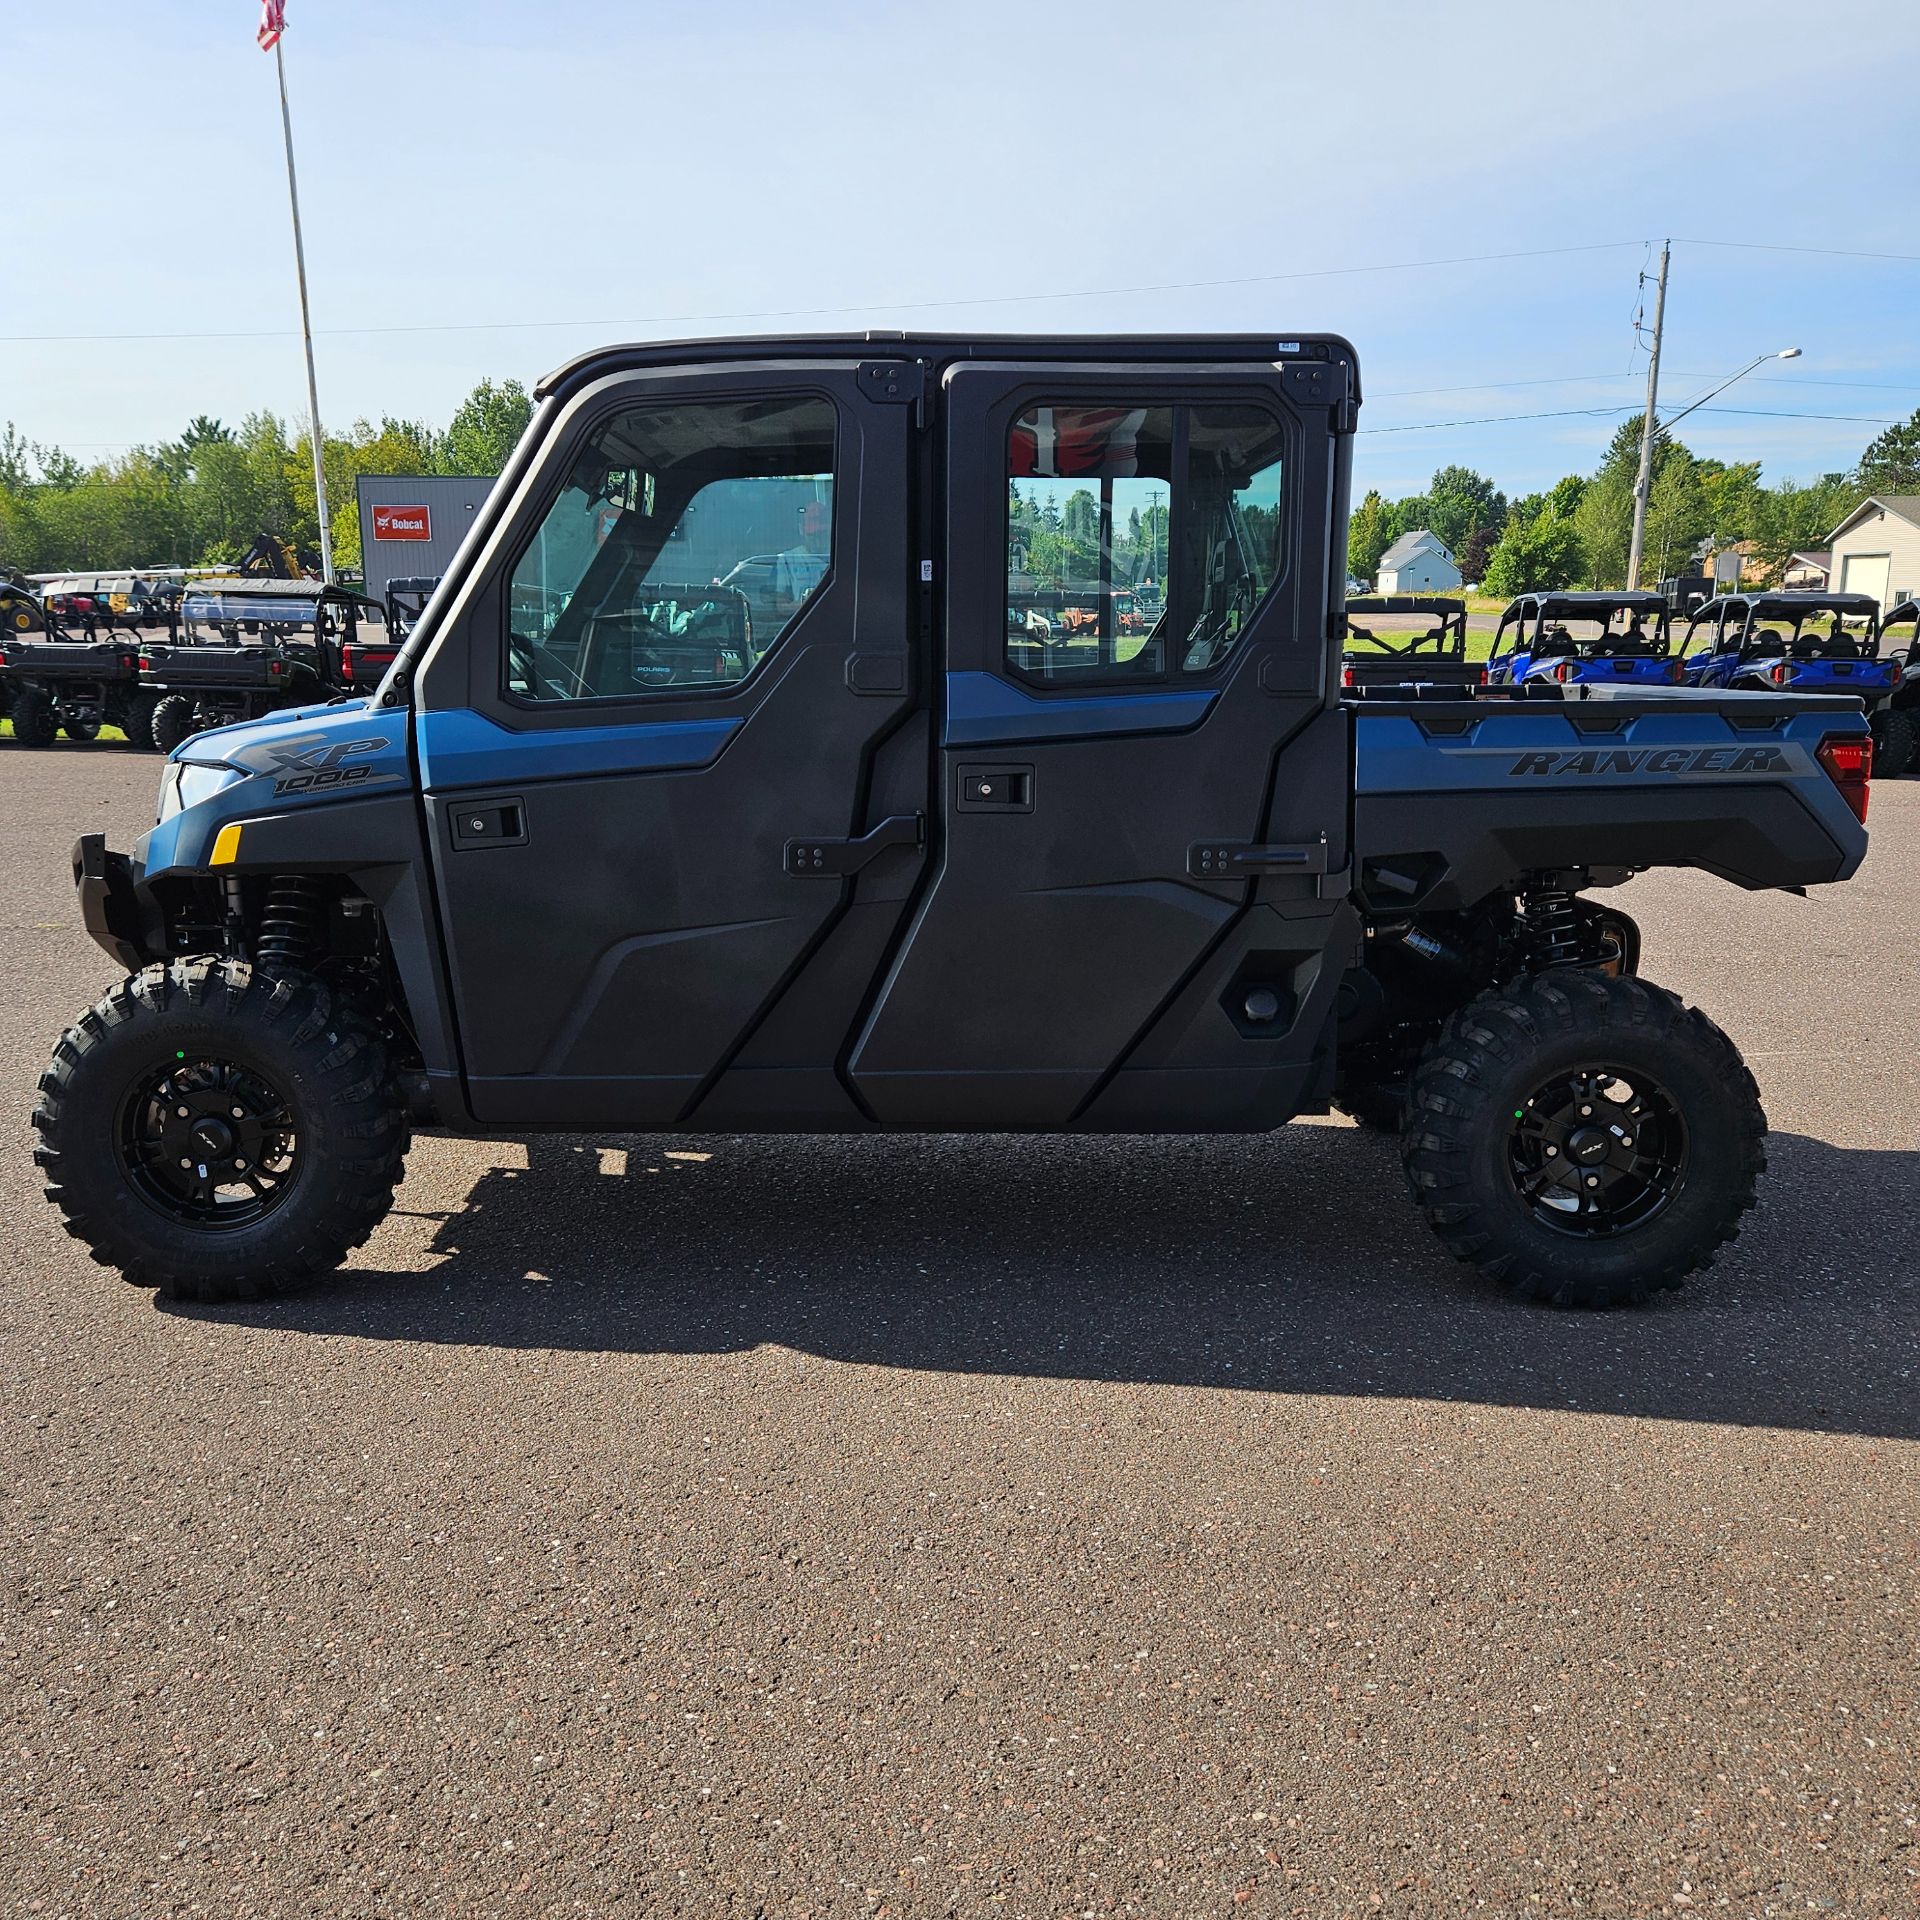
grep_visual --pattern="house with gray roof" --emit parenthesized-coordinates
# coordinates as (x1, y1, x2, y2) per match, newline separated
(1375, 528, 1462, 594)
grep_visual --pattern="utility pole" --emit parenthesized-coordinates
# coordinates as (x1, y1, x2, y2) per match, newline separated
(273, 34, 333, 583)
(1626, 240, 1670, 592)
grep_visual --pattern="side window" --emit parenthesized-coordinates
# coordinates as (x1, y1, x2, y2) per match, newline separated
(1005, 400, 1285, 683)
(507, 394, 835, 703)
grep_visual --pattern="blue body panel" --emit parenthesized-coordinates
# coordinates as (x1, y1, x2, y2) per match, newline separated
(138, 699, 412, 878)
(1488, 650, 1676, 688)
(1685, 647, 1897, 695)
(944, 670, 1216, 747)
(414, 704, 740, 791)
(1357, 697, 1841, 792)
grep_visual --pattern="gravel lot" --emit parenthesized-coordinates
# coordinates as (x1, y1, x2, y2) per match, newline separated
(3, 746, 1916, 1918)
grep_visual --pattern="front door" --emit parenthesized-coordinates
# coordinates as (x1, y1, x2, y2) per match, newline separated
(416, 361, 925, 1127)
(850, 360, 1356, 1129)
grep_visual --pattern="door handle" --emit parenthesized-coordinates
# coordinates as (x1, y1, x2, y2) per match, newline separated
(785, 813, 924, 877)
(448, 796, 527, 849)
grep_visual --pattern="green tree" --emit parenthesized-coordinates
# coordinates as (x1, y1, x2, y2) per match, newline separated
(1425, 465, 1506, 559)
(1698, 460, 1761, 544)
(1347, 489, 1394, 582)
(1573, 469, 1635, 587)
(1644, 456, 1711, 583)
(1857, 407, 1920, 495)
(1483, 505, 1584, 598)
(441, 378, 533, 475)
(1750, 475, 1861, 575)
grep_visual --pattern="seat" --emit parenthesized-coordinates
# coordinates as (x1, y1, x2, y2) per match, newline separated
(1533, 625, 1576, 658)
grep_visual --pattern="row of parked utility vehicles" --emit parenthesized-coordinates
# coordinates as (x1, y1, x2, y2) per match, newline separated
(1343, 588, 1920, 774)
(0, 572, 436, 752)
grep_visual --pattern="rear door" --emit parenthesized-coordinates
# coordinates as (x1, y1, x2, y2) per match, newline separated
(850, 358, 1358, 1130)
(414, 359, 925, 1127)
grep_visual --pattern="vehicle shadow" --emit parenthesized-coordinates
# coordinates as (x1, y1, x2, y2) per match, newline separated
(195, 1127, 1920, 1440)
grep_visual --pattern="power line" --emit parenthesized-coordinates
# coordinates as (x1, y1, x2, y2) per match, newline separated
(0, 240, 1651, 346)
(1360, 403, 1896, 435)
(1374, 369, 1920, 401)
(1673, 237, 1920, 266)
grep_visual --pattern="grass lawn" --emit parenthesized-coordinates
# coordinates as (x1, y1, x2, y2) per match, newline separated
(0, 720, 134, 744)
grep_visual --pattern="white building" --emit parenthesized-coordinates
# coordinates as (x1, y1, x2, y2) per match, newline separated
(1375, 528, 1462, 594)
(1825, 497, 1920, 611)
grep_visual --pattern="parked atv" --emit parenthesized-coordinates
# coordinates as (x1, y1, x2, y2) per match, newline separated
(1486, 591, 1683, 688)
(1872, 598, 1919, 776)
(1342, 595, 1477, 691)
(41, 329, 1875, 1316)
(0, 579, 159, 747)
(1681, 593, 1899, 716)
(138, 578, 384, 752)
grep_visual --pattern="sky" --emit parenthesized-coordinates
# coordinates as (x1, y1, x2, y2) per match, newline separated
(6, 0, 1919, 505)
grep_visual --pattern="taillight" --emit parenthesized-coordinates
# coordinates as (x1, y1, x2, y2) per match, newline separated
(1664, 659, 1684, 683)
(269, 659, 284, 677)
(1475, 665, 1488, 686)
(1341, 664, 1355, 687)
(138, 655, 151, 671)
(1770, 662, 1793, 687)
(1552, 659, 1573, 683)
(1816, 732, 1872, 824)
(1889, 661, 1904, 688)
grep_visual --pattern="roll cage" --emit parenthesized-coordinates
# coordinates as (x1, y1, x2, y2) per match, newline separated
(1684, 591, 1883, 661)
(1491, 591, 1673, 663)
(1342, 595, 1467, 659)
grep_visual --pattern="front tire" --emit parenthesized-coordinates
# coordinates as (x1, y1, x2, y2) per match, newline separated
(1401, 972, 1765, 1307)
(149, 693, 199, 754)
(33, 958, 409, 1302)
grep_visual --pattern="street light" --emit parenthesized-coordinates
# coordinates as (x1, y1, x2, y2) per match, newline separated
(1627, 348, 1802, 588)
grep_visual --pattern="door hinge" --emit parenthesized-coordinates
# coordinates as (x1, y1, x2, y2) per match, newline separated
(1281, 360, 1355, 433)
(785, 812, 924, 876)
(857, 360, 930, 418)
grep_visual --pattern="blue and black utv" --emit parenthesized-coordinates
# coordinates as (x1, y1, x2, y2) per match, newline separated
(1871, 598, 1918, 777)
(1484, 591, 1683, 689)
(38, 332, 1875, 1312)
(1680, 591, 1898, 699)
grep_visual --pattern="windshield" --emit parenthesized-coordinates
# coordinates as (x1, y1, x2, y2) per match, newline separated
(179, 592, 322, 645)
(1739, 608, 1878, 656)
(1525, 606, 1670, 655)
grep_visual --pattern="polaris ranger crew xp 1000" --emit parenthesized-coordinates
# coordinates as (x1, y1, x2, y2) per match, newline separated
(40, 334, 1874, 1309)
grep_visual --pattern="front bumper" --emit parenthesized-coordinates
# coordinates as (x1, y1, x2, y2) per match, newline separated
(73, 833, 157, 970)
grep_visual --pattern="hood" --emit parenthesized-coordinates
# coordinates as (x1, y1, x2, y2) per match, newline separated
(140, 698, 412, 880)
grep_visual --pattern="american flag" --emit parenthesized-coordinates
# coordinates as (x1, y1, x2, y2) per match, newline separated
(257, 0, 285, 51)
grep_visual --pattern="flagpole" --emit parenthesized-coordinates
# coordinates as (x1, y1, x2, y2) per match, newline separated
(273, 33, 333, 582)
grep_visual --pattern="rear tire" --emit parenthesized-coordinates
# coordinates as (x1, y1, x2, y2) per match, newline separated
(1401, 972, 1765, 1307)
(12, 689, 58, 748)
(1871, 707, 1915, 780)
(33, 958, 409, 1302)
(149, 693, 199, 754)
(121, 691, 161, 751)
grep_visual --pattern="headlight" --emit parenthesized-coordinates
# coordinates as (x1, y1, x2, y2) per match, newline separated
(157, 761, 246, 822)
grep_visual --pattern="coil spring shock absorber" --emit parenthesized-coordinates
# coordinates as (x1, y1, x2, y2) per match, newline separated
(1521, 881, 1582, 970)
(255, 875, 326, 976)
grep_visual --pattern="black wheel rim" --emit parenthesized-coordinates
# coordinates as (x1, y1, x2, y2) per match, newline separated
(118, 1055, 300, 1228)
(1507, 1062, 1687, 1239)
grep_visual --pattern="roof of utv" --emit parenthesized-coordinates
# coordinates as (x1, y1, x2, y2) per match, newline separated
(1509, 591, 1670, 615)
(536, 331, 1363, 404)
(1704, 591, 1881, 619)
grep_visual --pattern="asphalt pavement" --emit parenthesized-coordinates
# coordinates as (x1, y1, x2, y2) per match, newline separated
(3, 744, 1916, 1918)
